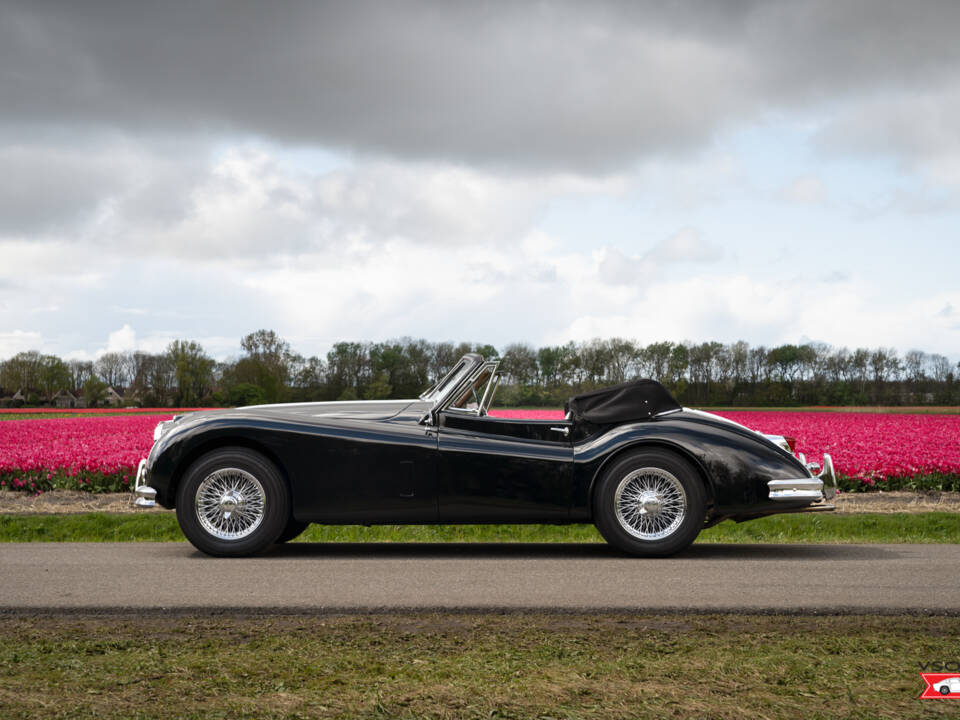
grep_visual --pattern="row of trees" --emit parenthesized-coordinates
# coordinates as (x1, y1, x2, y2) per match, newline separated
(2, 331, 959, 407)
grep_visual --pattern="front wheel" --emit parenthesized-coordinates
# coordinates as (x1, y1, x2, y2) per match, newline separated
(176, 447, 290, 557)
(593, 449, 706, 557)
(941, 686, 951, 696)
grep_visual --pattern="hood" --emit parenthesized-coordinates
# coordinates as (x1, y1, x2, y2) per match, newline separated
(233, 398, 430, 421)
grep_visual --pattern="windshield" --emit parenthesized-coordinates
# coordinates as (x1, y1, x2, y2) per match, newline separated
(419, 354, 483, 402)
(449, 367, 493, 412)
(445, 362, 500, 415)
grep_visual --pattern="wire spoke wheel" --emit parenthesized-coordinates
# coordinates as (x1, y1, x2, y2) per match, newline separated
(614, 467, 688, 541)
(194, 467, 266, 541)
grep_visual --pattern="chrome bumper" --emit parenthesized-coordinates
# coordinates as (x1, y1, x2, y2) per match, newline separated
(133, 459, 157, 508)
(768, 453, 837, 503)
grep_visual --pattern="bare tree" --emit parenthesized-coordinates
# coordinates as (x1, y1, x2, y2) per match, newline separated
(95, 352, 131, 389)
(904, 350, 928, 384)
(67, 360, 93, 394)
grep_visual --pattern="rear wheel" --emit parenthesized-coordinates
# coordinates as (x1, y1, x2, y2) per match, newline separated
(593, 449, 706, 557)
(176, 447, 290, 557)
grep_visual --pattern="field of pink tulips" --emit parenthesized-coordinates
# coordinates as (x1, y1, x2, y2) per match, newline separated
(0, 407, 214, 414)
(0, 409, 958, 495)
(0, 414, 173, 493)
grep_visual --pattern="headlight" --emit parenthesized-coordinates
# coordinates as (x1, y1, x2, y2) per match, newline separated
(153, 421, 172, 442)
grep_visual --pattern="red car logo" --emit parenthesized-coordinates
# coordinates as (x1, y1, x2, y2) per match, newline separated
(921, 674, 960, 698)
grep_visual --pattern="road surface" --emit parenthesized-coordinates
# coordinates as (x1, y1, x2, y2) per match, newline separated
(1, 542, 957, 614)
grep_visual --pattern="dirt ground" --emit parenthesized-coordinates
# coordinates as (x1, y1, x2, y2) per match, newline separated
(0, 490, 173, 515)
(1, 488, 959, 515)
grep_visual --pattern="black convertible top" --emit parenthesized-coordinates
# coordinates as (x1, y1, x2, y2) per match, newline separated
(564, 380, 682, 425)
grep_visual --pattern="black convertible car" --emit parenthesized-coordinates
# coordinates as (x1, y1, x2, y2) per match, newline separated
(134, 353, 837, 557)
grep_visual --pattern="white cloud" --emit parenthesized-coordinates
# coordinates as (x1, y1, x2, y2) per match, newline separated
(0, 330, 45, 358)
(100, 324, 138, 356)
(1, 133, 959, 362)
(782, 175, 827, 205)
(647, 228, 723, 263)
(596, 229, 722, 286)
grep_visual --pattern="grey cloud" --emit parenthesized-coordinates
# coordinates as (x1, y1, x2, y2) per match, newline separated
(815, 86, 960, 174)
(3, 1, 960, 173)
(0, 140, 560, 261)
(0, 137, 207, 236)
(0, 144, 125, 234)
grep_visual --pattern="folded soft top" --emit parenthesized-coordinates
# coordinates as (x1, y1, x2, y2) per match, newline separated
(564, 379, 681, 425)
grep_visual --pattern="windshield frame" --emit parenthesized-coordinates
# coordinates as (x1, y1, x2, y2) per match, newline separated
(419, 353, 484, 403)
(436, 360, 500, 416)
(419, 354, 501, 422)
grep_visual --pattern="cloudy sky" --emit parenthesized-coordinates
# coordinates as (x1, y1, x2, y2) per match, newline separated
(2, 0, 960, 362)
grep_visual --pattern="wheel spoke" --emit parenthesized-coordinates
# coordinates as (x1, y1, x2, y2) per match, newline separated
(194, 468, 266, 541)
(613, 467, 688, 541)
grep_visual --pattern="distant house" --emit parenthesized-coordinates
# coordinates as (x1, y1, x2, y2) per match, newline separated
(11, 389, 26, 403)
(52, 390, 79, 408)
(104, 386, 124, 407)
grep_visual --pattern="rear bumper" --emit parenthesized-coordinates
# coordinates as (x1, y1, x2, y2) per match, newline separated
(133, 459, 157, 508)
(767, 453, 838, 505)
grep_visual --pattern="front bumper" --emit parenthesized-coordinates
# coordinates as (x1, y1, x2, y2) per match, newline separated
(133, 459, 157, 508)
(767, 453, 838, 505)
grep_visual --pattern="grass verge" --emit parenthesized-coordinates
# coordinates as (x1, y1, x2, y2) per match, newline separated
(1, 511, 959, 543)
(0, 613, 954, 719)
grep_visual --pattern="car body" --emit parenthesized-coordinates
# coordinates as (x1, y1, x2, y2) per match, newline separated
(134, 353, 837, 556)
(934, 677, 960, 695)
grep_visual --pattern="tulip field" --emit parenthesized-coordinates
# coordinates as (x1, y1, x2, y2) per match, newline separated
(0, 408, 959, 494)
(0, 414, 174, 493)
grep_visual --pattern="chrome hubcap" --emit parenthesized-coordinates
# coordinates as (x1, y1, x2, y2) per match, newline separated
(614, 467, 687, 541)
(195, 468, 266, 541)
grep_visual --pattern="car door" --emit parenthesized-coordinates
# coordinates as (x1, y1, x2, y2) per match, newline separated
(436, 412, 574, 522)
(291, 417, 439, 524)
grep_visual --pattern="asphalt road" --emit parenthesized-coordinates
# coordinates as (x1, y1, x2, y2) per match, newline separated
(1, 542, 958, 614)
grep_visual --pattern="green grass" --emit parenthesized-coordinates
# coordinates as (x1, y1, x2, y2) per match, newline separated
(2, 511, 959, 543)
(0, 613, 955, 719)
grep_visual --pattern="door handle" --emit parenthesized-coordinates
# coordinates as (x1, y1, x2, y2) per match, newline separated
(550, 426, 570, 437)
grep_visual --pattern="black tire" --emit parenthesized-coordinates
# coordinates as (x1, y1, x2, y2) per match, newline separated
(593, 448, 707, 557)
(176, 447, 290, 557)
(941, 686, 951, 696)
(275, 518, 310, 544)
